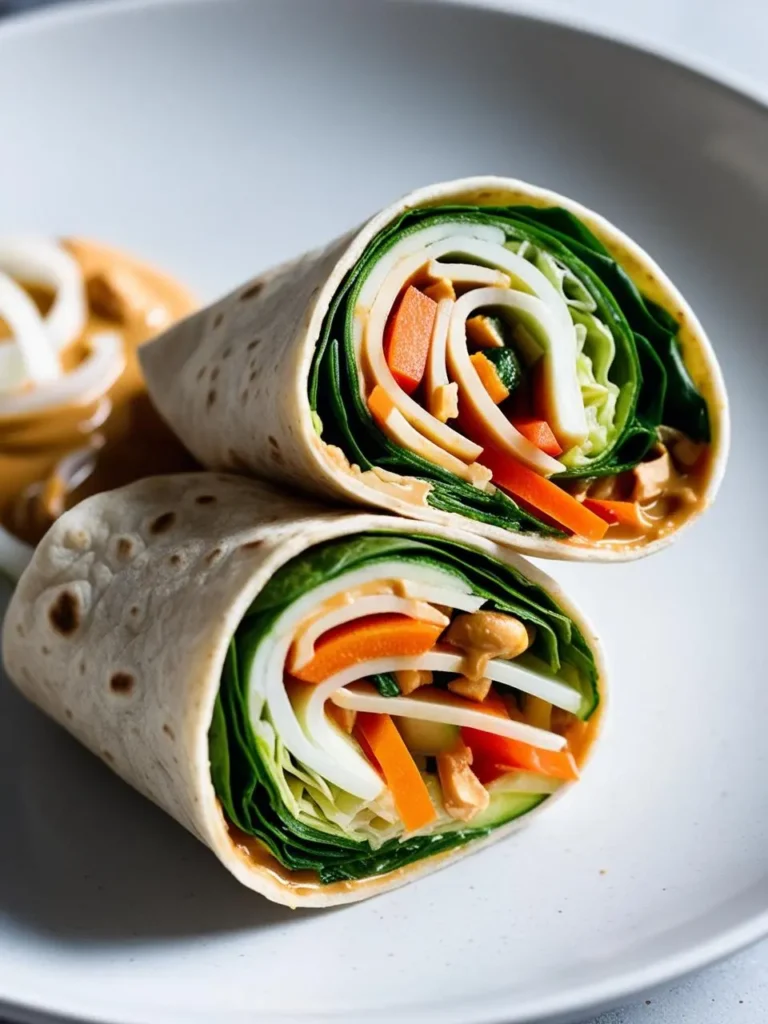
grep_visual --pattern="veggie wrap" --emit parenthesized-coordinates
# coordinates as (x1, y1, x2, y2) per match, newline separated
(2, 473, 604, 907)
(140, 177, 728, 561)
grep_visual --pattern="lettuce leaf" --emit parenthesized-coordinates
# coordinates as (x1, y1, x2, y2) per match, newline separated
(209, 533, 598, 883)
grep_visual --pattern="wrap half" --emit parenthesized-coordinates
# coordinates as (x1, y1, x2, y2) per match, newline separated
(2, 473, 605, 906)
(140, 177, 728, 562)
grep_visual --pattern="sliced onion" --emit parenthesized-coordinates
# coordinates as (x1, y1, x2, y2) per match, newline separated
(0, 332, 124, 419)
(447, 289, 564, 476)
(329, 683, 566, 751)
(0, 238, 86, 353)
(0, 272, 60, 390)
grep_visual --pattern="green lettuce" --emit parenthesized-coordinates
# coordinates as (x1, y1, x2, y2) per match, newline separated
(308, 204, 710, 537)
(209, 532, 598, 884)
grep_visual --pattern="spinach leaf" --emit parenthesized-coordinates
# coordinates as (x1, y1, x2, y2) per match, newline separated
(209, 532, 599, 882)
(308, 203, 710, 533)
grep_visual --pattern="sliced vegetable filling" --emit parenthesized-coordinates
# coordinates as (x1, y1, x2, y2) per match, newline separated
(308, 205, 712, 545)
(209, 532, 601, 884)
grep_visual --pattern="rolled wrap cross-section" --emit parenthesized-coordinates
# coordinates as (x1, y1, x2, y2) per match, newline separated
(140, 176, 728, 562)
(2, 474, 605, 907)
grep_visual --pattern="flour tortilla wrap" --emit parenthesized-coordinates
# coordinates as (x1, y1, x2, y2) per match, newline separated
(140, 176, 728, 562)
(2, 473, 605, 907)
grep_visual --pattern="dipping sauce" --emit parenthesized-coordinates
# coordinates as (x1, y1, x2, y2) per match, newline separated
(0, 238, 198, 546)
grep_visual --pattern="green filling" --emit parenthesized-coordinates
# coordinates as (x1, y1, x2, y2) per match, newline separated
(209, 532, 599, 884)
(484, 347, 522, 393)
(308, 204, 709, 537)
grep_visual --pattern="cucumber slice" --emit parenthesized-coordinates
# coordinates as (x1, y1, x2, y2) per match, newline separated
(484, 347, 522, 393)
(397, 717, 459, 755)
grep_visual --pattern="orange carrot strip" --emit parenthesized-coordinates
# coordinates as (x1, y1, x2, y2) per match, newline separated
(355, 713, 436, 831)
(461, 727, 580, 782)
(367, 383, 396, 424)
(583, 498, 649, 530)
(510, 417, 563, 457)
(480, 447, 609, 541)
(469, 352, 510, 404)
(384, 285, 438, 395)
(292, 613, 445, 685)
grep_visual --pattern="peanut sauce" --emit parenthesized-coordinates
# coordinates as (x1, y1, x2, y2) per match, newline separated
(0, 238, 199, 545)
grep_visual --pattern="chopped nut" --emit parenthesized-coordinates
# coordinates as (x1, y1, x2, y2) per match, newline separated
(327, 703, 357, 734)
(429, 382, 459, 423)
(444, 611, 535, 679)
(423, 278, 456, 302)
(631, 446, 674, 503)
(447, 675, 492, 702)
(437, 740, 490, 822)
(395, 669, 433, 696)
(672, 437, 705, 469)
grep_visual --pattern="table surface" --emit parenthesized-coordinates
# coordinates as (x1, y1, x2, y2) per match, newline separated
(0, 0, 766, 1022)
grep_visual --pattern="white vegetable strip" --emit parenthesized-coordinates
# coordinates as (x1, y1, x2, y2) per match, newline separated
(369, 395, 491, 488)
(0, 272, 60, 389)
(329, 683, 566, 752)
(426, 261, 511, 288)
(362, 237, 511, 462)
(304, 649, 581, 715)
(0, 238, 86, 353)
(289, 595, 449, 672)
(447, 289, 564, 475)
(0, 332, 125, 418)
(424, 297, 455, 421)
(247, 561, 479, 798)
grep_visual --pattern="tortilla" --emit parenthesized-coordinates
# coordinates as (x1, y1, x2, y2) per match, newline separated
(140, 176, 728, 562)
(2, 473, 605, 907)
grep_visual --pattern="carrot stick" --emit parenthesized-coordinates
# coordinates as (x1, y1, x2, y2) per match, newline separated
(583, 498, 649, 530)
(480, 447, 609, 541)
(292, 613, 445, 684)
(355, 713, 436, 831)
(509, 417, 563, 457)
(461, 727, 580, 782)
(469, 352, 509, 404)
(384, 285, 438, 395)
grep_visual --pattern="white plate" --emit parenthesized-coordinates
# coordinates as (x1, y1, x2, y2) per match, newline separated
(0, 1, 765, 1022)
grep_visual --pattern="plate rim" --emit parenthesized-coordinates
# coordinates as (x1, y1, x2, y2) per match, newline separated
(0, 0, 765, 1021)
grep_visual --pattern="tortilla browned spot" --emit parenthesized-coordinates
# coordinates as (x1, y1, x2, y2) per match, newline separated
(240, 389, 249, 404)
(102, 750, 115, 764)
(65, 709, 73, 720)
(241, 539, 263, 551)
(48, 590, 79, 636)
(271, 449, 285, 466)
(129, 606, 139, 617)
(249, 370, 257, 382)
(110, 671, 135, 695)
(162, 723, 175, 740)
(240, 281, 263, 301)
(213, 312, 224, 329)
(196, 366, 206, 382)
(15, 623, 23, 637)
(41, 645, 50, 655)
(116, 537, 133, 559)
(247, 337, 261, 352)
(195, 495, 216, 505)
(207, 389, 217, 409)
(268, 436, 279, 449)
(222, 344, 232, 359)
(205, 547, 223, 565)
(149, 512, 176, 535)
(169, 553, 182, 567)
